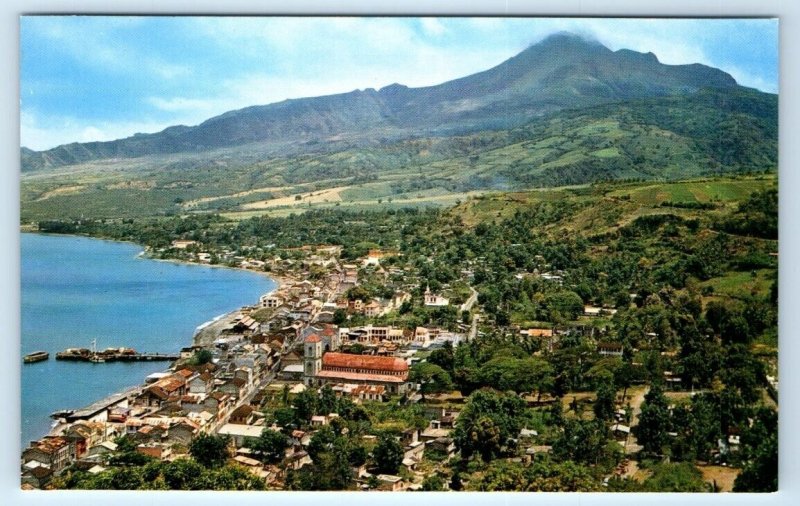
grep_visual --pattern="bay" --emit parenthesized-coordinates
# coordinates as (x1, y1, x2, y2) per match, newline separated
(20, 233, 276, 448)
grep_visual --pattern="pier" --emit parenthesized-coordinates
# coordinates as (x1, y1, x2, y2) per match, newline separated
(55, 344, 179, 363)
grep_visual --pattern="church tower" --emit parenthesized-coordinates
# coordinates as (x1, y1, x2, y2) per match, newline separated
(304, 334, 323, 386)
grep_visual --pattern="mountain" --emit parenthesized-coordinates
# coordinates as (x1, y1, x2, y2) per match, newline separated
(21, 32, 744, 172)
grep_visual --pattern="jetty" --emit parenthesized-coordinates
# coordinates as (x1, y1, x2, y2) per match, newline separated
(55, 341, 179, 363)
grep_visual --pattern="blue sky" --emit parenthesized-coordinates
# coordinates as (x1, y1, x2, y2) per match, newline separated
(20, 16, 779, 151)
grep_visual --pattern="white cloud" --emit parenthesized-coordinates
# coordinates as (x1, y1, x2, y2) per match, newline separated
(420, 18, 447, 37)
(722, 65, 778, 93)
(21, 110, 174, 151)
(21, 17, 777, 151)
(23, 16, 191, 80)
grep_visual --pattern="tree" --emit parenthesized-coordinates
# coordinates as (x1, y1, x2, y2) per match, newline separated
(422, 474, 445, 491)
(428, 341, 455, 373)
(372, 433, 403, 474)
(613, 360, 637, 402)
(250, 429, 289, 464)
(453, 389, 526, 460)
(274, 407, 296, 433)
(189, 348, 213, 365)
(734, 408, 778, 492)
(293, 388, 318, 424)
(643, 462, 707, 492)
(410, 362, 453, 399)
(161, 458, 206, 489)
(189, 433, 230, 468)
(318, 384, 338, 415)
(719, 344, 765, 405)
(593, 379, 617, 422)
(333, 308, 347, 325)
(552, 418, 619, 467)
(545, 290, 584, 321)
(634, 384, 671, 456)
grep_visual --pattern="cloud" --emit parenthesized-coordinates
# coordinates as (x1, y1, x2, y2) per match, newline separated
(22, 16, 191, 80)
(21, 17, 778, 150)
(21, 110, 173, 151)
(420, 18, 447, 37)
(722, 65, 778, 93)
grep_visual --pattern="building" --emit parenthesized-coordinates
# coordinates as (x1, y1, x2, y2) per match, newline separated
(303, 334, 324, 385)
(260, 293, 283, 309)
(597, 342, 624, 357)
(305, 350, 410, 395)
(22, 437, 72, 475)
(424, 286, 449, 307)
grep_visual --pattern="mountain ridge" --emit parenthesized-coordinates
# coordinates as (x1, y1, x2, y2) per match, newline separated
(21, 32, 746, 172)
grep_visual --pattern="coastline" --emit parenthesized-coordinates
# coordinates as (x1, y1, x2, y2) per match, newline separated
(21, 231, 292, 446)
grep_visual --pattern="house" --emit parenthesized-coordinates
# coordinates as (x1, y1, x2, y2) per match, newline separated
(426, 437, 457, 460)
(62, 422, 106, 459)
(352, 384, 386, 402)
(136, 443, 172, 461)
(290, 430, 311, 448)
(137, 375, 187, 408)
(21, 465, 54, 489)
(218, 377, 247, 399)
(376, 474, 405, 491)
(279, 363, 305, 381)
(611, 423, 631, 441)
(180, 345, 205, 360)
(86, 440, 118, 460)
(524, 445, 553, 463)
(597, 342, 624, 357)
(664, 371, 684, 390)
(218, 423, 264, 448)
(424, 286, 449, 307)
(363, 300, 383, 318)
(204, 391, 232, 418)
(229, 405, 257, 425)
(285, 450, 312, 471)
(166, 419, 200, 446)
(21, 437, 72, 474)
(133, 423, 167, 444)
(171, 240, 197, 249)
(260, 293, 283, 309)
(420, 420, 451, 441)
(188, 372, 215, 395)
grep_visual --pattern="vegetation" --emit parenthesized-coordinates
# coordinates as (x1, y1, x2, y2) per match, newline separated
(36, 175, 777, 492)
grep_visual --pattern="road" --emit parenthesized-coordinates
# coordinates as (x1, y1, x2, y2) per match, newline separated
(468, 313, 480, 341)
(624, 386, 648, 454)
(460, 287, 478, 312)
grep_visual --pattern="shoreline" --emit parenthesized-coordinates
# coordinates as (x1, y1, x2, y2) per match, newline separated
(22, 231, 299, 446)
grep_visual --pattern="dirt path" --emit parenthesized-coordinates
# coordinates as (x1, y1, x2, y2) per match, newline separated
(624, 385, 648, 454)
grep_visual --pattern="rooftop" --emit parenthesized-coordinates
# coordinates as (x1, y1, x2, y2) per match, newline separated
(322, 352, 408, 373)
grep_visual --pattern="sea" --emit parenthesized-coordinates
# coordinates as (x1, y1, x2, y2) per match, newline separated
(20, 233, 276, 449)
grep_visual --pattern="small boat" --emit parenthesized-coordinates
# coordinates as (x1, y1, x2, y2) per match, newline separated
(23, 351, 49, 364)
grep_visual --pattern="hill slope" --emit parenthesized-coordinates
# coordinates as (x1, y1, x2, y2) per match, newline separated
(21, 32, 743, 172)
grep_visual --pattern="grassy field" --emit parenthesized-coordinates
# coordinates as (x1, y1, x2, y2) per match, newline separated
(608, 177, 776, 207)
(700, 269, 775, 301)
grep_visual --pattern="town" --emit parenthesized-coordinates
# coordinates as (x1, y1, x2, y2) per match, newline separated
(22, 243, 479, 490)
(22, 198, 778, 493)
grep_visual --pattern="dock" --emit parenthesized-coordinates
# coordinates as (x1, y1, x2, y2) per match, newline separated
(55, 347, 179, 363)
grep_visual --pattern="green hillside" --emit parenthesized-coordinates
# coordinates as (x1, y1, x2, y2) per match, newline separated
(20, 87, 776, 223)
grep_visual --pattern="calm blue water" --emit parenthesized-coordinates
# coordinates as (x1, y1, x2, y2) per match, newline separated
(21, 233, 276, 448)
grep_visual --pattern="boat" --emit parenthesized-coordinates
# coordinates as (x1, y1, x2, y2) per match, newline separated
(23, 351, 49, 363)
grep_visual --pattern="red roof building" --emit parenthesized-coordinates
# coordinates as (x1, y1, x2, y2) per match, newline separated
(311, 352, 410, 395)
